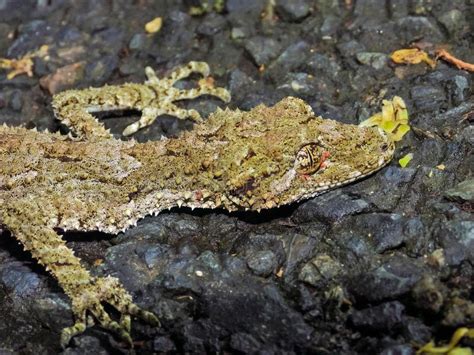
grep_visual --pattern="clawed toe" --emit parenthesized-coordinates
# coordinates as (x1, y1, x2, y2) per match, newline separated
(61, 276, 159, 348)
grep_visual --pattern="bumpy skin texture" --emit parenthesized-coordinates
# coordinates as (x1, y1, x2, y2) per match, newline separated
(0, 62, 395, 347)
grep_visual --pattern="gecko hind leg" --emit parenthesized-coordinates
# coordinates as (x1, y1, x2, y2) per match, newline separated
(2, 200, 159, 348)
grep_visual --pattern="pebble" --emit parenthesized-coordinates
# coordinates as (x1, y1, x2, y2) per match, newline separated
(246, 250, 277, 277)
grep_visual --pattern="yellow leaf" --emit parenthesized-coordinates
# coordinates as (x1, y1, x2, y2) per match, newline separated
(391, 124, 411, 142)
(399, 153, 413, 168)
(359, 112, 382, 127)
(391, 48, 436, 68)
(145, 17, 163, 34)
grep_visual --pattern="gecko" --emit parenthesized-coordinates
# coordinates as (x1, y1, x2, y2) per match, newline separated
(0, 61, 401, 347)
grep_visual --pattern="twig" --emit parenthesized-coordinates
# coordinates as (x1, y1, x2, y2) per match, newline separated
(436, 49, 474, 72)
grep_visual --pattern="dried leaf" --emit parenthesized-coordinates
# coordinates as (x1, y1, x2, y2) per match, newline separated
(145, 17, 163, 34)
(359, 96, 410, 142)
(391, 48, 436, 68)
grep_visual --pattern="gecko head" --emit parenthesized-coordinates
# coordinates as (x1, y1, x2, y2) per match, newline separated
(219, 97, 395, 210)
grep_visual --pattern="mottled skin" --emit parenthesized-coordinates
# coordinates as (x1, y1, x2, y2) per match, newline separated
(0, 62, 395, 347)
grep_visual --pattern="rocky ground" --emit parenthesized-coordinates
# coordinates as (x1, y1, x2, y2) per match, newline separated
(0, 0, 473, 354)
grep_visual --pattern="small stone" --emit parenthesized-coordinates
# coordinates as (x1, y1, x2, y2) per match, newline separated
(410, 85, 446, 112)
(267, 41, 310, 75)
(128, 33, 149, 50)
(436, 221, 474, 266)
(9, 90, 23, 111)
(451, 75, 469, 105)
(197, 13, 226, 36)
(275, 0, 310, 22)
(444, 178, 474, 203)
(247, 250, 277, 277)
(402, 317, 432, 344)
(153, 336, 176, 352)
(350, 301, 405, 330)
(380, 344, 414, 355)
(230, 332, 261, 353)
(439, 9, 466, 37)
(39, 61, 85, 95)
(0, 261, 43, 297)
(356, 52, 388, 70)
(349, 256, 424, 302)
(294, 190, 370, 224)
(84, 55, 119, 84)
(395, 16, 443, 43)
(243, 36, 281, 66)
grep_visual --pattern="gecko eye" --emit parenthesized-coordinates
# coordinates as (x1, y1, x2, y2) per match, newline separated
(294, 143, 329, 175)
(380, 143, 389, 151)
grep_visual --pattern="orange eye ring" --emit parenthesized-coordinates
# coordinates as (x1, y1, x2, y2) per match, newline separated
(295, 143, 330, 175)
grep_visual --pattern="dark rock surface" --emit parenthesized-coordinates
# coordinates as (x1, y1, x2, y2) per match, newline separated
(0, 0, 473, 354)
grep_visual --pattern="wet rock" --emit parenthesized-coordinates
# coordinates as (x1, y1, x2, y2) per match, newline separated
(39, 61, 85, 95)
(380, 344, 414, 355)
(84, 55, 119, 84)
(0, 23, 12, 54)
(350, 301, 405, 331)
(267, 41, 311, 77)
(351, 213, 411, 253)
(320, 15, 341, 37)
(8, 90, 22, 111)
(128, 33, 149, 50)
(243, 36, 281, 66)
(305, 52, 341, 78)
(356, 52, 388, 70)
(65, 335, 108, 355)
(0, 261, 43, 297)
(435, 220, 474, 266)
(226, 0, 263, 13)
(402, 317, 432, 344)
(7, 20, 56, 58)
(387, 0, 409, 18)
(337, 40, 366, 59)
(410, 85, 446, 112)
(349, 256, 424, 302)
(153, 336, 176, 352)
(450, 75, 470, 105)
(197, 13, 227, 36)
(395, 16, 443, 43)
(275, 0, 310, 22)
(444, 178, 474, 203)
(294, 190, 370, 224)
(230, 332, 262, 353)
(246, 250, 278, 277)
(439, 9, 467, 37)
(118, 57, 143, 76)
(228, 68, 256, 94)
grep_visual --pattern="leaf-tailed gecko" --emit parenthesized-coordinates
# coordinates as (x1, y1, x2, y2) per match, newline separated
(0, 61, 399, 347)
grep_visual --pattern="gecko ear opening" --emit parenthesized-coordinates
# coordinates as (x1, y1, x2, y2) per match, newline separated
(294, 143, 329, 175)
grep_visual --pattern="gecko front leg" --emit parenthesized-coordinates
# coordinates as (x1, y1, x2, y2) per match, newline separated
(1, 198, 159, 348)
(52, 61, 231, 139)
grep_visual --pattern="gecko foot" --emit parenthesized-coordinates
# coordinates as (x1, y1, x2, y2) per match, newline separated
(60, 276, 159, 348)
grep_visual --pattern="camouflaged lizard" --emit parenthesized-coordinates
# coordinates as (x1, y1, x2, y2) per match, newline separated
(0, 61, 400, 347)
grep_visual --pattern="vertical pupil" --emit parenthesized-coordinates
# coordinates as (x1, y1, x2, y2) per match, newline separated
(296, 143, 321, 174)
